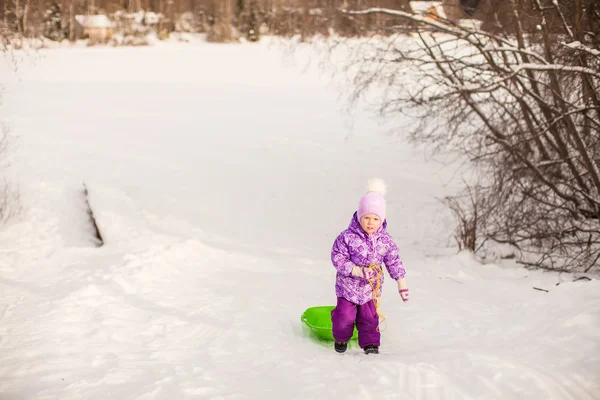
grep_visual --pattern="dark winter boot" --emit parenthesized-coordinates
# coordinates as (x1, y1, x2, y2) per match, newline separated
(334, 341, 348, 353)
(363, 345, 379, 354)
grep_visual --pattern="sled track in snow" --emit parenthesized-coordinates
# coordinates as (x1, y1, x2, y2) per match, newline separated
(83, 183, 104, 247)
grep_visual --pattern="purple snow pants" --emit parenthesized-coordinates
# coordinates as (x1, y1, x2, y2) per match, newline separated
(331, 297, 380, 348)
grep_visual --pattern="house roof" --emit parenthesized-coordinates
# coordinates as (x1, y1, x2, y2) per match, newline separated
(75, 15, 114, 28)
(409, 1, 446, 18)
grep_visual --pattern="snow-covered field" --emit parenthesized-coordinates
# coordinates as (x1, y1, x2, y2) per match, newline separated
(0, 38, 599, 400)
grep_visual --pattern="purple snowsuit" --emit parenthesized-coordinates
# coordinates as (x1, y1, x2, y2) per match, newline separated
(330, 212, 406, 348)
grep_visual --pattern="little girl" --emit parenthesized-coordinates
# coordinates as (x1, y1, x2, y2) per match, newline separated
(330, 178, 408, 354)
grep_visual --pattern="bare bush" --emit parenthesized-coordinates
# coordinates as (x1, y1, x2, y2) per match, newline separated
(441, 178, 488, 253)
(0, 123, 19, 224)
(335, 1, 600, 272)
(0, 25, 20, 224)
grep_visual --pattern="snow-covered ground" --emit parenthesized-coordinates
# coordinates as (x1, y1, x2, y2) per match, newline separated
(0, 38, 599, 400)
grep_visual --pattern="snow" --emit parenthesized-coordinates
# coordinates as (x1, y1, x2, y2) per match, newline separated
(143, 12, 160, 25)
(563, 40, 600, 56)
(75, 15, 114, 29)
(409, 1, 445, 18)
(1, 38, 599, 399)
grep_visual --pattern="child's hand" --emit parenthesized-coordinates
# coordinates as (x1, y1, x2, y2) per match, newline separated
(399, 289, 409, 302)
(351, 266, 377, 280)
(397, 278, 409, 303)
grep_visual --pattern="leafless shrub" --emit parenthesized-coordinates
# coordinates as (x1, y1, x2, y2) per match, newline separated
(0, 23, 20, 224)
(441, 179, 487, 252)
(0, 123, 19, 224)
(334, 1, 600, 272)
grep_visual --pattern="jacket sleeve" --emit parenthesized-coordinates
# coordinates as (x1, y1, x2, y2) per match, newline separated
(331, 233, 355, 277)
(383, 239, 406, 280)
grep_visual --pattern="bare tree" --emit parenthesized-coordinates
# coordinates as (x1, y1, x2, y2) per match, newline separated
(334, 1, 600, 272)
(0, 0, 411, 41)
(205, 0, 234, 42)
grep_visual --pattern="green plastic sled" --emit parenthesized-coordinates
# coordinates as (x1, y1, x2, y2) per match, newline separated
(300, 305, 358, 341)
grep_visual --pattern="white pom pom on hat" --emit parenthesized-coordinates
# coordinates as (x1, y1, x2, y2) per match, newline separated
(365, 178, 387, 196)
(358, 178, 387, 221)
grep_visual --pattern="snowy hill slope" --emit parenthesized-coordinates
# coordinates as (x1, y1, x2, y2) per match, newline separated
(0, 39, 598, 400)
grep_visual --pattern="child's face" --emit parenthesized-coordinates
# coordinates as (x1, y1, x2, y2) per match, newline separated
(360, 214, 382, 234)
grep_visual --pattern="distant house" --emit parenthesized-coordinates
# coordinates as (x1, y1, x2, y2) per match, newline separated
(74, 15, 114, 44)
(409, 1, 446, 21)
(440, 0, 490, 23)
(439, 0, 556, 33)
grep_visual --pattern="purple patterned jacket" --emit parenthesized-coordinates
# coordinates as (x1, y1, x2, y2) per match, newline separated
(331, 212, 406, 305)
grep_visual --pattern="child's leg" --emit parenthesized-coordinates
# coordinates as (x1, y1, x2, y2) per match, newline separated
(356, 300, 380, 348)
(331, 297, 357, 343)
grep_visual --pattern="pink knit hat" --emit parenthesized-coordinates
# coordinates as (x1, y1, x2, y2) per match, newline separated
(357, 178, 387, 221)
